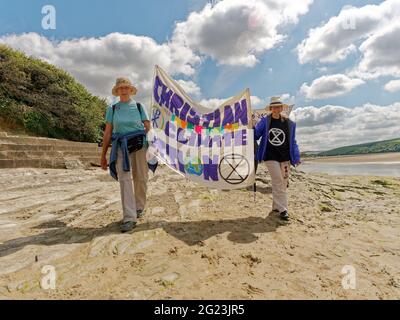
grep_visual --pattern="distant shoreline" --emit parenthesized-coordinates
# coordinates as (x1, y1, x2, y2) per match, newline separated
(304, 152, 400, 163)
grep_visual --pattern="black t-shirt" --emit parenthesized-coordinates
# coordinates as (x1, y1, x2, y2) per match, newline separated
(264, 116, 290, 162)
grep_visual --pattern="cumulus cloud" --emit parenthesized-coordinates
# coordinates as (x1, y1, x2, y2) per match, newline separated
(176, 79, 202, 97)
(293, 102, 400, 151)
(200, 95, 265, 110)
(297, 0, 400, 65)
(173, 0, 313, 67)
(384, 79, 400, 92)
(300, 74, 365, 100)
(355, 21, 400, 79)
(0, 0, 313, 104)
(0, 32, 200, 104)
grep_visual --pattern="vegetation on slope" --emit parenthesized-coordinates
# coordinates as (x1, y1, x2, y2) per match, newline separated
(318, 138, 400, 156)
(0, 45, 107, 142)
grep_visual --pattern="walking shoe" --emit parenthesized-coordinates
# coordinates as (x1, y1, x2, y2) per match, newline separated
(120, 221, 137, 233)
(279, 211, 289, 221)
(137, 209, 145, 219)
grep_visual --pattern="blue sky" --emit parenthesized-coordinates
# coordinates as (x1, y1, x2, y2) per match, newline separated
(0, 0, 399, 150)
(1, 0, 397, 107)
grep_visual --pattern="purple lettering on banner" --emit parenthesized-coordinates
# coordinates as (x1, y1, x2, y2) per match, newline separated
(234, 99, 248, 126)
(222, 105, 234, 126)
(177, 149, 186, 173)
(213, 109, 221, 128)
(187, 108, 200, 126)
(202, 155, 219, 181)
(166, 143, 185, 174)
(223, 131, 234, 147)
(234, 129, 248, 146)
(154, 138, 166, 158)
(165, 121, 170, 137)
(160, 85, 174, 109)
(177, 128, 189, 144)
(165, 121, 177, 140)
(170, 93, 184, 116)
(180, 102, 191, 121)
(202, 112, 213, 127)
(210, 134, 222, 148)
(241, 129, 248, 146)
(153, 76, 163, 104)
(198, 133, 211, 147)
(166, 143, 178, 168)
(188, 131, 199, 147)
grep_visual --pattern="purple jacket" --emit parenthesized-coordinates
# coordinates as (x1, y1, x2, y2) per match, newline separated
(254, 115, 301, 166)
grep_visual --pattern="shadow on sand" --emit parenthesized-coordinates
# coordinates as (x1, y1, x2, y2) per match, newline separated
(0, 213, 286, 258)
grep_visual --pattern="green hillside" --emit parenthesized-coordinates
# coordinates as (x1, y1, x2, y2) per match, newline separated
(318, 138, 400, 156)
(0, 45, 107, 142)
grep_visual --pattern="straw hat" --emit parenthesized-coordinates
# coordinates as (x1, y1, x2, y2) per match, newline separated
(267, 96, 284, 110)
(266, 96, 294, 116)
(112, 77, 137, 96)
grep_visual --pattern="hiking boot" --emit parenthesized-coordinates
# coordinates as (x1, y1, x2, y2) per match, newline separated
(279, 211, 289, 221)
(137, 209, 145, 219)
(120, 221, 137, 233)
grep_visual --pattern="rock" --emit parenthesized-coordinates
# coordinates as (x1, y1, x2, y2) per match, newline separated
(0, 223, 18, 229)
(142, 264, 169, 277)
(136, 239, 153, 250)
(65, 159, 85, 170)
(161, 272, 180, 283)
(0, 255, 35, 277)
(6, 281, 23, 293)
(89, 235, 135, 257)
(130, 291, 141, 299)
(151, 207, 166, 215)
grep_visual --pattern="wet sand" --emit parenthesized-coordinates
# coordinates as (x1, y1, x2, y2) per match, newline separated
(305, 152, 400, 164)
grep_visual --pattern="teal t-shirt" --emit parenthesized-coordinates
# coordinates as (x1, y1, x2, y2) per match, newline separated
(105, 99, 149, 134)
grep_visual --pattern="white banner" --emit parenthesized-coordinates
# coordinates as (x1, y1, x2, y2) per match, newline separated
(148, 65, 255, 190)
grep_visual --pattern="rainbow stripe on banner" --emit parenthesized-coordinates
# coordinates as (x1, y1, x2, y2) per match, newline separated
(169, 114, 239, 134)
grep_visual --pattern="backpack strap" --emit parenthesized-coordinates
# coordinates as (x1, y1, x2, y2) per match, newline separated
(111, 104, 117, 125)
(112, 101, 144, 124)
(136, 102, 143, 120)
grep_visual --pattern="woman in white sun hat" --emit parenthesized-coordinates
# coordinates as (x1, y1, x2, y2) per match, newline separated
(254, 96, 301, 221)
(100, 77, 151, 233)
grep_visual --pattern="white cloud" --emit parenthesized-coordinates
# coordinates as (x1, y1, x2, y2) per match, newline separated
(199, 98, 228, 110)
(250, 96, 266, 109)
(200, 95, 265, 110)
(300, 74, 365, 100)
(0, 32, 200, 104)
(279, 93, 296, 105)
(0, 0, 313, 104)
(293, 102, 400, 151)
(176, 79, 202, 97)
(384, 79, 400, 92)
(355, 20, 400, 79)
(297, 0, 400, 65)
(173, 0, 313, 67)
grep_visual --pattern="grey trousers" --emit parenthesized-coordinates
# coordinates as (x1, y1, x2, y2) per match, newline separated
(266, 160, 290, 213)
(115, 148, 149, 222)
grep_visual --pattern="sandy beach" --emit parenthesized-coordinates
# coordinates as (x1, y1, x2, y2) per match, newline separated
(0, 164, 399, 300)
(305, 152, 400, 164)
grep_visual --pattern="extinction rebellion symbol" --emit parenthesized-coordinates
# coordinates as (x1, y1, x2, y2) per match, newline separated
(268, 128, 285, 146)
(218, 154, 250, 185)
